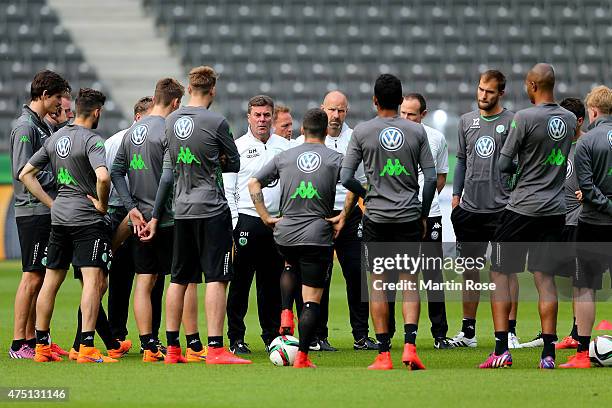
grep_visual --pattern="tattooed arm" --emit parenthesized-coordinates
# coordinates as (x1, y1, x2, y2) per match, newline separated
(248, 177, 281, 229)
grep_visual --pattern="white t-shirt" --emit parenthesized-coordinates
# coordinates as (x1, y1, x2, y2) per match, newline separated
(105, 128, 128, 207)
(418, 124, 449, 217)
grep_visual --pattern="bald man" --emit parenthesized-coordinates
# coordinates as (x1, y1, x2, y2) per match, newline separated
(293, 91, 377, 351)
(479, 63, 577, 369)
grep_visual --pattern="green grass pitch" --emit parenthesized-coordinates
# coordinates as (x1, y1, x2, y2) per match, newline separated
(1, 259, 611, 407)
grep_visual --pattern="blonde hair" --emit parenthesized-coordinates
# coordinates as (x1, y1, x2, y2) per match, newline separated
(585, 85, 612, 115)
(188, 66, 217, 94)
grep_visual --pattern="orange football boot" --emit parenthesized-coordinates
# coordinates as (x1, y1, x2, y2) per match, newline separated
(293, 351, 316, 368)
(77, 346, 118, 363)
(34, 344, 62, 362)
(206, 347, 252, 364)
(368, 351, 393, 370)
(401, 344, 426, 370)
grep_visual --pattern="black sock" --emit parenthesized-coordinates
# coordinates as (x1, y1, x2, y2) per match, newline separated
(140, 333, 158, 353)
(36, 330, 50, 345)
(280, 265, 298, 310)
(166, 331, 180, 347)
(95, 304, 120, 350)
(570, 317, 578, 340)
(494, 331, 508, 355)
(508, 319, 517, 335)
(577, 335, 590, 353)
(81, 331, 95, 347)
(404, 324, 418, 345)
(462, 318, 476, 339)
(186, 333, 203, 352)
(208, 336, 223, 349)
(541, 333, 557, 359)
(73, 307, 83, 350)
(25, 338, 36, 349)
(376, 333, 391, 353)
(11, 339, 25, 351)
(297, 302, 320, 353)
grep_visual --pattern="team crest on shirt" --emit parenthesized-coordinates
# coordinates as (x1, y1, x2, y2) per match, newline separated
(566, 159, 573, 179)
(475, 136, 495, 159)
(55, 136, 72, 159)
(297, 151, 321, 173)
(379, 127, 404, 151)
(608, 130, 612, 149)
(547, 117, 567, 141)
(174, 117, 194, 140)
(496, 124, 506, 133)
(130, 124, 148, 146)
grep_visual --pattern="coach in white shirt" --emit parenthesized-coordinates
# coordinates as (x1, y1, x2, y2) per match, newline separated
(223, 95, 291, 354)
(293, 91, 377, 351)
(400, 93, 452, 349)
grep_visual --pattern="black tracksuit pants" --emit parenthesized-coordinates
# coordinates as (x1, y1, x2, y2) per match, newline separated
(227, 214, 283, 345)
(107, 206, 164, 340)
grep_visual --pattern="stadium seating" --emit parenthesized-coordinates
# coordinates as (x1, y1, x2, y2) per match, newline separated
(143, 0, 611, 137)
(0, 0, 127, 148)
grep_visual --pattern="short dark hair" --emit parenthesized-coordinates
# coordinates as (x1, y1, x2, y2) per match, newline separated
(188, 66, 217, 95)
(248, 95, 274, 114)
(302, 108, 328, 139)
(480, 70, 507, 92)
(273, 105, 291, 122)
(30, 70, 71, 101)
(133, 96, 153, 116)
(560, 97, 586, 120)
(403, 93, 427, 113)
(154, 78, 185, 107)
(75, 88, 106, 117)
(374, 74, 403, 110)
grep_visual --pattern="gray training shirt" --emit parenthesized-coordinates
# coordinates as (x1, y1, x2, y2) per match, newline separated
(456, 109, 514, 213)
(111, 115, 174, 227)
(165, 105, 240, 219)
(500, 103, 576, 216)
(574, 116, 612, 225)
(28, 124, 107, 226)
(254, 142, 343, 247)
(564, 142, 581, 226)
(342, 116, 435, 223)
(10, 105, 56, 217)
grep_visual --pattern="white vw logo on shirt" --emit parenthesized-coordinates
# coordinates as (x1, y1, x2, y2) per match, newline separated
(475, 135, 495, 159)
(566, 159, 573, 179)
(174, 117, 194, 140)
(548, 117, 567, 141)
(130, 124, 148, 146)
(297, 151, 321, 173)
(608, 130, 612, 149)
(56, 136, 72, 159)
(379, 127, 404, 151)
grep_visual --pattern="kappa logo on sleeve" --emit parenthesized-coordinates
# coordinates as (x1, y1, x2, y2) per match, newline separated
(608, 130, 612, 149)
